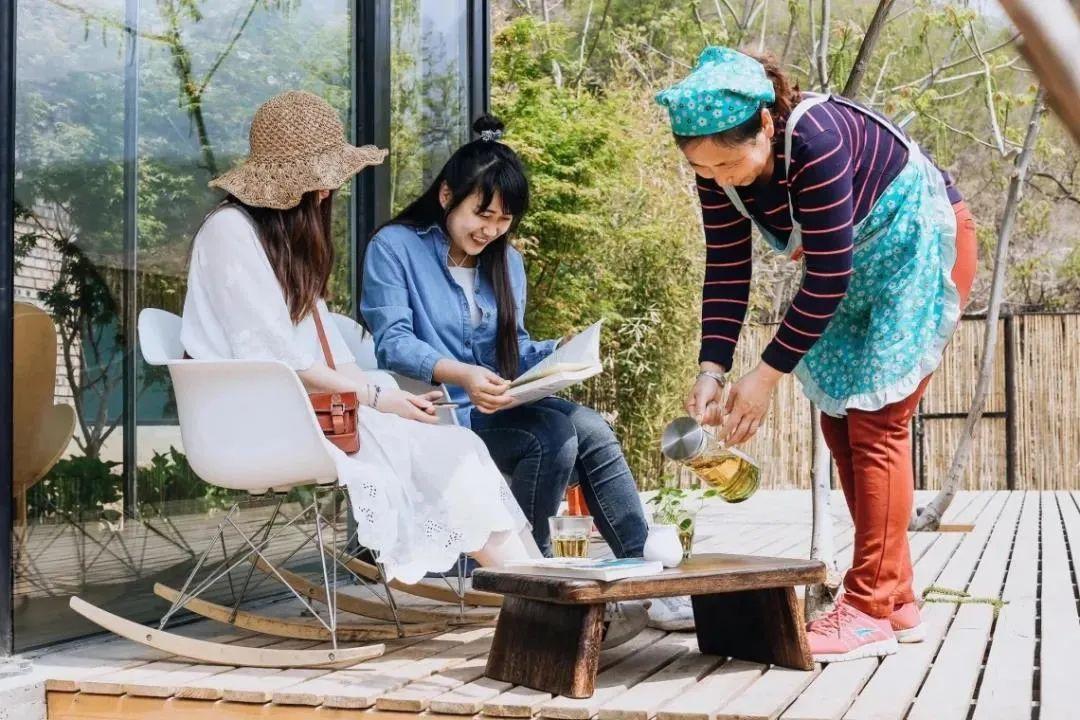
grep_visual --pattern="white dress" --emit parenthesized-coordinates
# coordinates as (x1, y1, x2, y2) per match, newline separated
(180, 206, 529, 583)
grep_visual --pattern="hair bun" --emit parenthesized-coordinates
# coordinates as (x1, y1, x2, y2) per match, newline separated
(473, 114, 505, 141)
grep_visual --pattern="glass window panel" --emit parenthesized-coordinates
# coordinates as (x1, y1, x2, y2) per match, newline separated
(390, 0, 471, 213)
(13, 0, 354, 650)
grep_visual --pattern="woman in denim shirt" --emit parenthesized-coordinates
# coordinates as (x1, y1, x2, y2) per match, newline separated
(361, 117, 652, 564)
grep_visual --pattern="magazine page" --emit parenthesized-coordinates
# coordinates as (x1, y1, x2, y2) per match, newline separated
(511, 320, 603, 387)
(502, 365, 602, 409)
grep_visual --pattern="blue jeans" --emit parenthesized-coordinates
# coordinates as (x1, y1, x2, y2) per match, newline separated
(470, 397, 648, 558)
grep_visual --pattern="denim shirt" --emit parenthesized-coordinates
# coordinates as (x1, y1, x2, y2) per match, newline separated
(360, 223, 558, 427)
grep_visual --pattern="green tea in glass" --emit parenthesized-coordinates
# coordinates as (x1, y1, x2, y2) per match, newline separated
(661, 416, 761, 503)
(548, 515, 592, 558)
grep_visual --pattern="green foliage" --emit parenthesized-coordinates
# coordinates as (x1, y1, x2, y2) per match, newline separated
(137, 447, 235, 515)
(492, 18, 702, 485)
(647, 485, 718, 526)
(489, 1, 1080, 487)
(29, 456, 123, 520)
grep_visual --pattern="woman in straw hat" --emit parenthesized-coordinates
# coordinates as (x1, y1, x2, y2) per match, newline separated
(181, 90, 542, 583)
(655, 48, 977, 663)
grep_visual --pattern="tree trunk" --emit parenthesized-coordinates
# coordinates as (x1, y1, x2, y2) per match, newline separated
(779, 3, 798, 64)
(843, 0, 897, 98)
(805, 407, 841, 620)
(911, 88, 1046, 531)
(817, 0, 831, 91)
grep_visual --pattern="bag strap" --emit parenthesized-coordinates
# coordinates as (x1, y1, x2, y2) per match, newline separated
(311, 305, 336, 370)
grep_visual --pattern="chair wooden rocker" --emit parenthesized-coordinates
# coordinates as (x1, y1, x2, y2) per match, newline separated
(69, 309, 498, 669)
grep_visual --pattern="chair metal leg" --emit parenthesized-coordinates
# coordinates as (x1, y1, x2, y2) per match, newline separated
(284, 512, 413, 633)
(223, 510, 339, 637)
(228, 496, 285, 623)
(164, 496, 327, 632)
(161, 502, 289, 625)
(457, 555, 466, 622)
(159, 504, 240, 630)
(376, 560, 405, 637)
(313, 486, 338, 650)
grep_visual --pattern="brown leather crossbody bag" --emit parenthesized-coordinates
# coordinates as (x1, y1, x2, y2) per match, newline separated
(309, 309, 361, 454)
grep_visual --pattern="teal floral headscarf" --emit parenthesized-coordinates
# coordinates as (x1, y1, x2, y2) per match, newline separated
(655, 47, 775, 137)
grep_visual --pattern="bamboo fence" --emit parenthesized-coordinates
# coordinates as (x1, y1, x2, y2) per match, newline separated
(729, 313, 1080, 491)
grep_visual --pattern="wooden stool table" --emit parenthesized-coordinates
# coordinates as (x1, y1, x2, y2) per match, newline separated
(472, 553, 826, 698)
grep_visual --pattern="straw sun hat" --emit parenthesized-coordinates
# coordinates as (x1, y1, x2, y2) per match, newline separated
(209, 90, 388, 210)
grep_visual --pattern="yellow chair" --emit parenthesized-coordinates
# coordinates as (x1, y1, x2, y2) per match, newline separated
(12, 302, 76, 531)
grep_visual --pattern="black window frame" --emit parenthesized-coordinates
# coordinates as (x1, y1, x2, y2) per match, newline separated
(0, 0, 17, 658)
(352, 0, 491, 307)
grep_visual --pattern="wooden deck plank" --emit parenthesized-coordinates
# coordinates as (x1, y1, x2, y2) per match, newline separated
(1039, 492, 1080, 720)
(39, 491, 1066, 720)
(482, 629, 666, 718)
(271, 628, 493, 708)
(375, 656, 490, 711)
(656, 660, 767, 720)
(171, 638, 320, 700)
(971, 490, 1039, 720)
(222, 666, 331, 703)
(596, 648, 723, 720)
(714, 665, 822, 720)
(264, 633, 458, 709)
(430, 676, 515, 715)
(123, 663, 238, 698)
(911, 533, 963, 594)
(907, 492, 1024, 720)
(779, 658, 877, 720)
(72, 630, 267, 695)
(843, 491, 1010, 720)
(693, 523, 776, 553)
(942, 491, 983, 524)
(41, 621, 250, 692)
(539, 640, 691, 719)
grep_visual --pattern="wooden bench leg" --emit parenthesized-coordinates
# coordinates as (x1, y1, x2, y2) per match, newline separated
(484, 596, 605, 698)
(692, 586, 813, 670)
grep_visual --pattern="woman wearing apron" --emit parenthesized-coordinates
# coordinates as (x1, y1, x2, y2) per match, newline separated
(656, 48, 977, 663)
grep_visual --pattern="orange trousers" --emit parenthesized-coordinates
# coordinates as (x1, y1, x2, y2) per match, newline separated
(820, 201, 977, 618)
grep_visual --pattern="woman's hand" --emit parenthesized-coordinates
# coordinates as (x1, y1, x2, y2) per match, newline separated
(460, 365, 513, 414)
(718, 362, 783, 445)
(375, 388, 443, 424)
(685, 363, 727, 426)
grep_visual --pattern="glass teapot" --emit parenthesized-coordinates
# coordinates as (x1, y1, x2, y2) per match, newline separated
(660, 416, 761, 503)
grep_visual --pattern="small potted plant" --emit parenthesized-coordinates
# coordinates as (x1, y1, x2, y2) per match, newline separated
(647, 485, 719, 560)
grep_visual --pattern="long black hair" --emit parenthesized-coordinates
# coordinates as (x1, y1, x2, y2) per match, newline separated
(375, 115, 530, 379)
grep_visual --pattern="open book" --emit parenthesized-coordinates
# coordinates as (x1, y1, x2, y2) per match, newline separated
(500, 557, 663, 581)
(503, 320, 604, 409)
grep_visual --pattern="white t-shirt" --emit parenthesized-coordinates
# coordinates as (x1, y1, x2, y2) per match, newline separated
(180, 206, 355, 369)
(448, 266, 482, 327)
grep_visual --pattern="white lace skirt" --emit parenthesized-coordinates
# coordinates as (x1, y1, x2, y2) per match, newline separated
(326, 406, 528, 584)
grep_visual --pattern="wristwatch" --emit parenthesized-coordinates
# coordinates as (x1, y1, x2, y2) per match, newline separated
(697, 370, 728, 388)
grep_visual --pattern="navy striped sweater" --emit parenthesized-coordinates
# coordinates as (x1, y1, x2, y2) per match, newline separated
(698, 97, 961, 374)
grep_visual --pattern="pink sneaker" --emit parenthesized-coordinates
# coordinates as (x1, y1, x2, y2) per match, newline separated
(889, 601, 925, 643)
(806, 600, 898, 663)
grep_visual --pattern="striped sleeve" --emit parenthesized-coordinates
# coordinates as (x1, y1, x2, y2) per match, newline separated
(696, 176, 752, 372)
(761, 118, 854, 373)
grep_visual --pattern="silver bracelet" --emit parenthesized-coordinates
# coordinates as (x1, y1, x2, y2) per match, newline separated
(697, 370, 728, 388)
(367, 384, 382, 410)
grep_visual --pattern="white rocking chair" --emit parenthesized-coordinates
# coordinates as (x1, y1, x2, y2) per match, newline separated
(71, 308, 499, 668)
